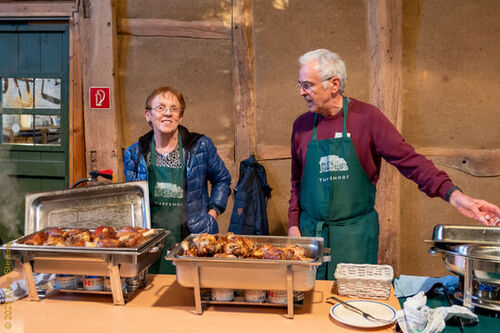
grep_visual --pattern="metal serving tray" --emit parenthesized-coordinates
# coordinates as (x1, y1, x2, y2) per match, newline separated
(168, 234, 323, 291)
(24, 181, 151, 234)
(166, 234, 327, 318)
(427, 224, 500, 246)
(428, 225, 500, 311)
(5, 228, 168, 277)
(430, 244, 500, 311)
(0, 181, 168, 305)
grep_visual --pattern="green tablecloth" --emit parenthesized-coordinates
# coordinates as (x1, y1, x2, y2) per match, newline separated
(398, 295, 499, 333)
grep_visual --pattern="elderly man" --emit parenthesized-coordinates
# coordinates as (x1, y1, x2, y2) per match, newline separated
(288, 49, 500, 280)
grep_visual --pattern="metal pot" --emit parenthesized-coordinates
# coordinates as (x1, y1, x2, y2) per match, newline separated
(428, 225, 500, 311)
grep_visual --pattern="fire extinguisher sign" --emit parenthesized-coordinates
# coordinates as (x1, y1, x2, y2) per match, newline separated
(90, 87, 111, 109)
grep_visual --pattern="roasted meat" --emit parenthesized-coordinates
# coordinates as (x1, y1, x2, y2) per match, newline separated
(45, 235, 65, 246)
(93, 226, 116, 240)
(63, 229, 92, 247)
(19, 225, 157, 248)
(46, 227, 64, 237)
(24, 231, 48, 245)
(180, 233, 311, 261)
(97, 238, 125, 248)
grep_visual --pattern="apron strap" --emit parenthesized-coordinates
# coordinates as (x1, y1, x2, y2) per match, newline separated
(315, 220, 336, 279)
(151, 131, 184, 167)
(312, 96, 348, 139)
(315, 220, 324, 238)
(312, 113, 319, 141)
(342, 96, 348, 137)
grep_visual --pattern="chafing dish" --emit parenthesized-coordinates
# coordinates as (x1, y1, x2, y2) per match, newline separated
(428, 224, 500, 311)
(0, 181, 168, 305)
(428, 224, 500, 246)
(166, 234, 328, 318)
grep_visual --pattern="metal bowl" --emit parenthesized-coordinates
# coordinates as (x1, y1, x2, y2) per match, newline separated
(431, 244, 500, 282)
(428, 225, 500, 311)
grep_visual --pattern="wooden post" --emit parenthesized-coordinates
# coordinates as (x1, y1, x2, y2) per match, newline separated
(80, 0, 123, 180)
(232, 0, 255, 165)
(69, 12, 87, 186)
(367, 0, 403, 274)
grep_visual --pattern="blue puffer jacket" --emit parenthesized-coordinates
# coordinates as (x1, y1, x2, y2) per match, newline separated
(124, 126, 231, 236)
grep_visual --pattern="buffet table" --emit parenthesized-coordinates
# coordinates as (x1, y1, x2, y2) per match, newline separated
(1, 273, 400, 333)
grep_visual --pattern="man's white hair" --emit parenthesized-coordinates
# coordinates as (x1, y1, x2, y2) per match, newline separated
(299, 49, 346, 93)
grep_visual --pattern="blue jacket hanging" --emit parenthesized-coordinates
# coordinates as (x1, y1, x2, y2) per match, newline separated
(229, 155, 272, 235)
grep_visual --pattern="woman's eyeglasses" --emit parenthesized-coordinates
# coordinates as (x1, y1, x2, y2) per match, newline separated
(150, 105, 181, 114)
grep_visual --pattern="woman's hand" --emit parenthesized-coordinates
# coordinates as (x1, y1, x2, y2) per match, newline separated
(288, 226, 301, 237)
(449, 190, 500, 226)
(208, 209, 218, 220)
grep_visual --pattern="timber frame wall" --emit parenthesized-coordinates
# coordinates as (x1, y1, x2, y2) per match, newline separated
(0, 0, 407, 273)
(2, 1, 498, 275)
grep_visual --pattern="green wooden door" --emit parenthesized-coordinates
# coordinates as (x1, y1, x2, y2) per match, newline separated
(0, 20, 69, 253)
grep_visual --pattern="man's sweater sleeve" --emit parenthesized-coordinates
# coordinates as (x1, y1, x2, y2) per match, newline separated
(370, 107, 455, 200)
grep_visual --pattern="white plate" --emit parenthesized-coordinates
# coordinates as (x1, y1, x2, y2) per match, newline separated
(329, 300, 396, 328)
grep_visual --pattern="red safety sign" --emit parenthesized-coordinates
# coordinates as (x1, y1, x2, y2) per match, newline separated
(90, 87, 111, 109)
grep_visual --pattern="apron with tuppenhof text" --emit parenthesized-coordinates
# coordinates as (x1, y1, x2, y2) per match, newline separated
(299, 96, 379, 280)
(148, 132, 184, 274)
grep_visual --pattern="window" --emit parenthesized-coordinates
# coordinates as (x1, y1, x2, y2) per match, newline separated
(1, 77, 61, 145)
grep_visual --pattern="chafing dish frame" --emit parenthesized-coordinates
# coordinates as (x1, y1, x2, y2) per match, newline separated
(430, 243, 500, 311)
(2, 229, 168, 305)
(166, 234, 329, 318)
(0, 181, 169, 305)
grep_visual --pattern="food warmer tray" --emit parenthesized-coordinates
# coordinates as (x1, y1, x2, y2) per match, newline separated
(428, 224, 500, 311)
(166, 234, 329, 318)
(426, 224, 500, 246)
(0, 181, 168, 305)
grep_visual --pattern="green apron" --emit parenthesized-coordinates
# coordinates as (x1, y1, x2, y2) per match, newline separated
(148, 132, 184, 274)
(299, 96, 379, 280)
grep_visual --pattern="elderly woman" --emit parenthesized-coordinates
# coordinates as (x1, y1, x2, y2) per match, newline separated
(124, 86, 231, 273)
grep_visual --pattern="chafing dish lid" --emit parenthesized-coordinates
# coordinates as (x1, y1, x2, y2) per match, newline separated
(427, 224, 500, 246)
(24, 181, 151, 235)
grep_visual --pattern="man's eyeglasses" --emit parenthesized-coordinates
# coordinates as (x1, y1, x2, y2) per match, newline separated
(149, 105, 181, 114)
(296, 77, 333, 92)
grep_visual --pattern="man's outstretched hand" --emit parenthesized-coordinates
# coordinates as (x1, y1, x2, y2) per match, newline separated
(449, 190, 500, 226)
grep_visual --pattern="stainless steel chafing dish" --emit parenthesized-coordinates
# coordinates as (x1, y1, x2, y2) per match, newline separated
(427, 224, 500, 312)
(0, 181, 168, 305)
(166, 234, 328, 318)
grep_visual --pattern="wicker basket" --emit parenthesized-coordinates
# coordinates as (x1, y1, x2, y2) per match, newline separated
(334, 263, 393, 300)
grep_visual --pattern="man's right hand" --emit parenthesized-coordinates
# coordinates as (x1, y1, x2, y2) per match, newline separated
(288, 226, 301, 237)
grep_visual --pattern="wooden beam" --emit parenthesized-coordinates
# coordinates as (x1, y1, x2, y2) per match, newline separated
(367, 0, 403, 273)
(255, 144, 500, 176)
(69, 13, 87, 186)
(417, 148, 500, 177)
(232, 0, 255, 165)
(0, 1, 77, 17)
(80, 0, 123, 180)
(117, 18, 231, 40)
(256, 144, 290, 161)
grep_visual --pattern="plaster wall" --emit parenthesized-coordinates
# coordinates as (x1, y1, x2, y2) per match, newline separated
(253, 0, 369, 237)
(400, 0, 500, 276)
(116, 0, 499, 277)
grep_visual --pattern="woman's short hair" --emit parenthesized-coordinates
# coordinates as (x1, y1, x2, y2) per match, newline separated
(299, 49, 347, 94)
(145, 86, 186, 116)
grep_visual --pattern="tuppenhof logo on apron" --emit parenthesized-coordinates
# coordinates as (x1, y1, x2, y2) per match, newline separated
(154, 182, 183, 199)
(318, 154, 350, 183)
